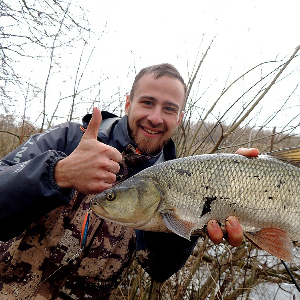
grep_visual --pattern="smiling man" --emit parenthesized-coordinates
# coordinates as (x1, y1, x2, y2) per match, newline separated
(0, 63, 251, 299)
(125, 72, 185, 154)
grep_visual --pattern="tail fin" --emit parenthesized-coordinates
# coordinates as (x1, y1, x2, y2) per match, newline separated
(267, 147, 300, 167)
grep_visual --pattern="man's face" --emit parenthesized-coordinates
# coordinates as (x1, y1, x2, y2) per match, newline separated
(125, 74, 185, 155)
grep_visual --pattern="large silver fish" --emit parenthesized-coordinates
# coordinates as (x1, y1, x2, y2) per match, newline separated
(90, 148, 300, 262)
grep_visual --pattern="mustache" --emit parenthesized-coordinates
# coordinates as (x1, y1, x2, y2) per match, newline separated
(142, 120, 165, 130)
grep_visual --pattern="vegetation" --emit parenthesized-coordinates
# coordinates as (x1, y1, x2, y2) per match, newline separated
(109, 46, 300, 300)
(1, 1, 300, 299)
(0, 114, 37, 158)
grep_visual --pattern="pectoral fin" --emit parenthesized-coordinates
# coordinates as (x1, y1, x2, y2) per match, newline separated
(161, 210, 195, 240)
(244, 228, 293, 262)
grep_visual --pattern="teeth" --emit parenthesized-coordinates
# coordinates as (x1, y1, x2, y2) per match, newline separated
(144, 128, 159, 134)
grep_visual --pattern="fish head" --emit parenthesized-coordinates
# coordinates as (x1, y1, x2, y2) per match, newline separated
(90, 176, 162, 227)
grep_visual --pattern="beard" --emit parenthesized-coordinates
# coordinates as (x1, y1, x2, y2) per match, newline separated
(129, 127, 168, 155)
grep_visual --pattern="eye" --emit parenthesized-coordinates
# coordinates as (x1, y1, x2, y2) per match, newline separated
(143, 100, 153, 106)
(164, 106, 176, 113)
(105, 192, 116, 201)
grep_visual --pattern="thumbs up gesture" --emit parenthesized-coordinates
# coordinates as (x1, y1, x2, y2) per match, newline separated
(54, 107, 122, 194)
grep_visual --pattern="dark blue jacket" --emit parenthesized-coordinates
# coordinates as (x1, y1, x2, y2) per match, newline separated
(0, 111, 198, 282)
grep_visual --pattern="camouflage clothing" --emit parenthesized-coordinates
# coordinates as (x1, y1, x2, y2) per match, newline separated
(0, 193, 135, 299)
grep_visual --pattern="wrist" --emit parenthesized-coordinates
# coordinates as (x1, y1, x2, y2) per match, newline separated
(53, 158, 72, 189)
(47, 154, 75, 202)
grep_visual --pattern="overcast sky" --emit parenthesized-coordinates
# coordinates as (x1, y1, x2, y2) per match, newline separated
(70, 0, 299, 132)
(82, 0, 299, 78)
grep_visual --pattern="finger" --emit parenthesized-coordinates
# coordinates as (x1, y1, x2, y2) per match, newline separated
(96, 171, 117, 186)
(100, 155, 121, 173)
(82, 108, 122, 163)
(235, 148, 259, 157)
(225, 216, 243, 247)
(84, 180, 114, 195)
(83, 107, 102, 140)
(207, 220, 223, 244)
(102, 144, 122, 163)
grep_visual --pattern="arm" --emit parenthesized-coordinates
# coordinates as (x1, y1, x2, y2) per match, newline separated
(0, 122, 82, 241)
(136, 230, 199, 282)
(0, 108, 122, 241)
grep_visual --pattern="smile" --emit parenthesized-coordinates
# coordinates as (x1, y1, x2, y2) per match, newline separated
(142, 127, 160, 135)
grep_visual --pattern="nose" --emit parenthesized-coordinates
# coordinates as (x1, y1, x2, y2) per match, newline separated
(147, 107, 163, 126)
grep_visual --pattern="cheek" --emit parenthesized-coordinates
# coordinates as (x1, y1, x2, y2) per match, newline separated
(165, 117, 179, 132)
(130, 108, 150, 124)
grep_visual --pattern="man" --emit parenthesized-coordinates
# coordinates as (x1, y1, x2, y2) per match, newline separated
(0, 63, 257, 299)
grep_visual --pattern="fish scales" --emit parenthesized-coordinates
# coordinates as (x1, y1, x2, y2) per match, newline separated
(144, 154, 300, 238)
(91, 151, 300, 261)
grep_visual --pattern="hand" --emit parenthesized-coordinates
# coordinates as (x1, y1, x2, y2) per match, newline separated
(207, 217, 243, 247)
(235, 147, 259, 157)
(54, 107, 122, 194)
(207, 147, 259, 246)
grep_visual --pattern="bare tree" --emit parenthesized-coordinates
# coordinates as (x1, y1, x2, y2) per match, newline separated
(0, 0, 92, 129)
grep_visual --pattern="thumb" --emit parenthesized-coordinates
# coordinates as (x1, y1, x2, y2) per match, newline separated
(83, 107, 102, 140)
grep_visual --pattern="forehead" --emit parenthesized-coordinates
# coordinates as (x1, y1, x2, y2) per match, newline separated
(133, 74, 185, 109)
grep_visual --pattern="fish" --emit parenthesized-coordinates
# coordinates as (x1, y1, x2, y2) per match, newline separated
(90, 147, 300, 262)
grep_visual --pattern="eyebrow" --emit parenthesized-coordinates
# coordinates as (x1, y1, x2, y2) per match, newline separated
(140, 96, 181, 111)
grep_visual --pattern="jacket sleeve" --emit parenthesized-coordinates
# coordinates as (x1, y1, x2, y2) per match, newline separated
(0, 122, 83, 241)
(135, 230, 199, 282)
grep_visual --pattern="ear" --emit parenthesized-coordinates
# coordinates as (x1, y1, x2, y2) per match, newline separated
(177, 111, 184, 125)
(125, 95, 130, 115)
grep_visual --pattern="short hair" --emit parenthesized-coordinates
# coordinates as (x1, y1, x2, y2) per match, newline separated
(129, 63, 187, 109)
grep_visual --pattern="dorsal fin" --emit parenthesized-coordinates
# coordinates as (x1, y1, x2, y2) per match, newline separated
(267, 147, 300, 167)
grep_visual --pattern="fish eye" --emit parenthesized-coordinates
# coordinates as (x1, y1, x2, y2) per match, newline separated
(105, 192, 116, 201)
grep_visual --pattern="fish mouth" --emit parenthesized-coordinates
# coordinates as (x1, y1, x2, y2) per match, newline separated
(90, 203, 109, 217)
